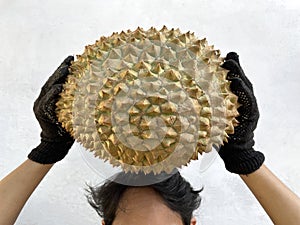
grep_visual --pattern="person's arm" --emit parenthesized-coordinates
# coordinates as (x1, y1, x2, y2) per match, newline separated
(0, 160, 53, 225)
(240, 164, 300, 225)
(219, 52, 300, 224)
(0, 56, 75, 225)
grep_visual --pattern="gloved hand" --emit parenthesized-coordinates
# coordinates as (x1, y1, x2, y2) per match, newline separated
(28, 56, 75, 164)
(219, 52, 265, 175)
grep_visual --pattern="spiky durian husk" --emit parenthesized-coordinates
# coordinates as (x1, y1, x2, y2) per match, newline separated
(56, 26, 239, 174)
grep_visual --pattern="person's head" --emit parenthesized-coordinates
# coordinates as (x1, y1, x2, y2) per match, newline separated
(87, 171, 202, 225)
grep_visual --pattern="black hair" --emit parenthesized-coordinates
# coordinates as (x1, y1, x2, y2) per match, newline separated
(86, 171, 202, 225)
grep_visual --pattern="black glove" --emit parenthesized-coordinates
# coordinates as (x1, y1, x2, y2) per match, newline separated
(218, 52, 265, 175)
(28, 56, 75, 164)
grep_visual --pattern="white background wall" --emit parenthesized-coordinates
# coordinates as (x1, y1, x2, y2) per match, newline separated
(0, 0, 299, 224)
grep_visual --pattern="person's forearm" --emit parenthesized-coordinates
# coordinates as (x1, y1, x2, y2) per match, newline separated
(240, 164, 300, 225)
(0, 159, 53, 225)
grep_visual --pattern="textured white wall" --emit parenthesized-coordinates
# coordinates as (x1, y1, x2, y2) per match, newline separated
(0, 0, 299, 224)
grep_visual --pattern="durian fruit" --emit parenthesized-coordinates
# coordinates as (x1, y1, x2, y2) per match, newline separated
(56, 26, 239, 174)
